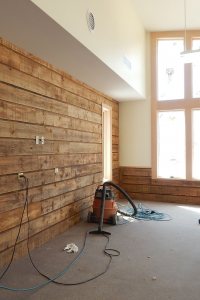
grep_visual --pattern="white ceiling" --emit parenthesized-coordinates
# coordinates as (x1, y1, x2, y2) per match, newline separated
(0, 0, 200, 102)
(0, 0, 141, 101)
(132, 0, 200, 31)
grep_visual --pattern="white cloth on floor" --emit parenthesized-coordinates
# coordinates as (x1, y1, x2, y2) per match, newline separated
(63, 243, 78, 253)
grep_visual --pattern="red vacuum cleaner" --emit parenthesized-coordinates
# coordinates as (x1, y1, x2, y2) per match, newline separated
(88, 181, 137, 235)
(87, 185, 118, 225)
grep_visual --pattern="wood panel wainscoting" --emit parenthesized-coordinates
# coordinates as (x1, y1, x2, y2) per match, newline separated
(120, 167, 200, 205)
(0, 38, 119, 268)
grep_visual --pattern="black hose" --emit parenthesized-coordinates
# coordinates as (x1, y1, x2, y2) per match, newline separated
(103, 181, 137, 217)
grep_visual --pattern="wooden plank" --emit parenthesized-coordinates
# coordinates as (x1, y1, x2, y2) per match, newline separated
(67, 104, 101, 124)
(0, 42, 102, 106)
(112, 153, 119, 162)
(112, 135, 119, 145)
(0, 153, 102, 176)
(0, 82, 102, 133)
(0, 163, 102, 195)
(112, 110, 119, 121)
(0, 173, 102, 214)
(0, 62, 62, 100)
(0, 98, 44, 125)
(121, 167, 151, 177)
(0, 81, 69, 118)
(0, 139, 102, 156)
(112, 126, 119, 137)
(29, 197, 92, 236)
(112, 161, 119, 170)
(0, 185, 97, 252)
(121, 183, 200, 197)
(0, 37, 119, 267)
(151, 178, 200, 188)
(0, 97, 102, 134)
(0, 38, 120, 112)
(121, 175, 151, 185)
(127, 191, 200, 205)
(0, 119, 101, 143)
(0, 45, 102, 114)
(119, 167, 200, 206)
(0, 63, 102, 124)
(0, 194, 93, 234)
(112, 144, 119, 153)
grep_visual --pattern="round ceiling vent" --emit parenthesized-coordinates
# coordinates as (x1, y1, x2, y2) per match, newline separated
(86, 10, 95, 32)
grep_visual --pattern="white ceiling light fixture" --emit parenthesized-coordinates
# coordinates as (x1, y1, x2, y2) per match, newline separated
(180, 0, 200, 63)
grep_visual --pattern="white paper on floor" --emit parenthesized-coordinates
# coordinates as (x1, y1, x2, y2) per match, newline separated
(63, 243, 79, 253)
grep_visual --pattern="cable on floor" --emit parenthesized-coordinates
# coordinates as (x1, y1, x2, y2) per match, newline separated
(0, 176, 29, 281)
(0, 176, 120, 292)
(117, 202, 172, 221)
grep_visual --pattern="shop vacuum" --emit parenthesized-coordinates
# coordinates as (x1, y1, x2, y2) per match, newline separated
(88, 181, 137, 235)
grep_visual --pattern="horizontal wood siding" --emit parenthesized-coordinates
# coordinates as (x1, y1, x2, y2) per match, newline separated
(0, 38, 119, 267)
(120, 167, 200, 205)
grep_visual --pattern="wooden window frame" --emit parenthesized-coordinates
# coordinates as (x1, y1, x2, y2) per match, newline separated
(151, 30, 200, 180)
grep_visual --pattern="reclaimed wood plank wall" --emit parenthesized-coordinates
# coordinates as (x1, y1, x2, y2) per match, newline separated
(120, 167, 200, 204)
(0, 38, 119, 267)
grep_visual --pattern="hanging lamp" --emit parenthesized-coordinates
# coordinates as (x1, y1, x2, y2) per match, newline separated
(180, 0, 200, 63)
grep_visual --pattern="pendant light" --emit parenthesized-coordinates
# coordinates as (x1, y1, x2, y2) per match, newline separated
(180, 0, 200, 63)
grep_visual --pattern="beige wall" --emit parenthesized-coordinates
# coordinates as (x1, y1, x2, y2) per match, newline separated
(119, 99, 151, 167)
(31, 0, 150, 167)
(31, 0, 146, 98)
(119, 33, 151, 167)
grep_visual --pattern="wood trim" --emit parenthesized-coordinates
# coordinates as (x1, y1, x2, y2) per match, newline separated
(120, 166, 200, 205)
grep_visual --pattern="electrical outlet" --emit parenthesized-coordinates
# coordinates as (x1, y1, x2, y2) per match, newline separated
(36, 136, 40, 144)
(55, 168, 59, 174)
(35, 136, 45, 145)
(18, 172, 24, 179)
(40, 136, 45, 144)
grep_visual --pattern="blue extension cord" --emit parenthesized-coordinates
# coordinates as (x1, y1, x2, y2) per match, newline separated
(117, 202, 172, 221)
(0, 175, 119, 292)
(0, 229, 90, 292)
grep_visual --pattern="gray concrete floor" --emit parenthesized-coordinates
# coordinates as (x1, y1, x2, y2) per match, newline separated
(0, 201, 200, 300)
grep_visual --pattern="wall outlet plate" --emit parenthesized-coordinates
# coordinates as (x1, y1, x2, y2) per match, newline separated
(36, 136, 45, 145)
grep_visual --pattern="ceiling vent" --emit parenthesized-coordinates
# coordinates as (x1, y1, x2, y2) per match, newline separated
(86, 10, 95, 32)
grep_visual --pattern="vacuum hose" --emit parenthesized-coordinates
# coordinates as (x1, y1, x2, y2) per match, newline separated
(103, 181, 137, 217)
(89, 181, 137, 235)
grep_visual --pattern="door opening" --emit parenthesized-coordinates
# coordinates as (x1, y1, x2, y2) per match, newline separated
(102, 104, 112, 182)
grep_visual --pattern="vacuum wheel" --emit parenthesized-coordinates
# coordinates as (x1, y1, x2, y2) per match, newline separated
(111, 214, 117, 225)
(87, 211, 94, 223)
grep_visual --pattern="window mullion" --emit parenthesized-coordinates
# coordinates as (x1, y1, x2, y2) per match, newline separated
(184, 63, 192, 100)
(185, 108, 192, 180)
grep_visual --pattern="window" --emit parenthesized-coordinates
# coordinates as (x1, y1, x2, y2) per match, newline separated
(192, 39, 200, 98)
(157, 111, 186, 179)
(151, 31, 200, 180)
(157, 39, 184, 100)
(102, 104, 112, 182)
(192, 110, 200, 179)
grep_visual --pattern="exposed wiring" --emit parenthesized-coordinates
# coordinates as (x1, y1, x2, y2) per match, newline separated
(0, 175, 29, 281)
(0, 176, 120, 292)
(27, 233, 120, 286)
